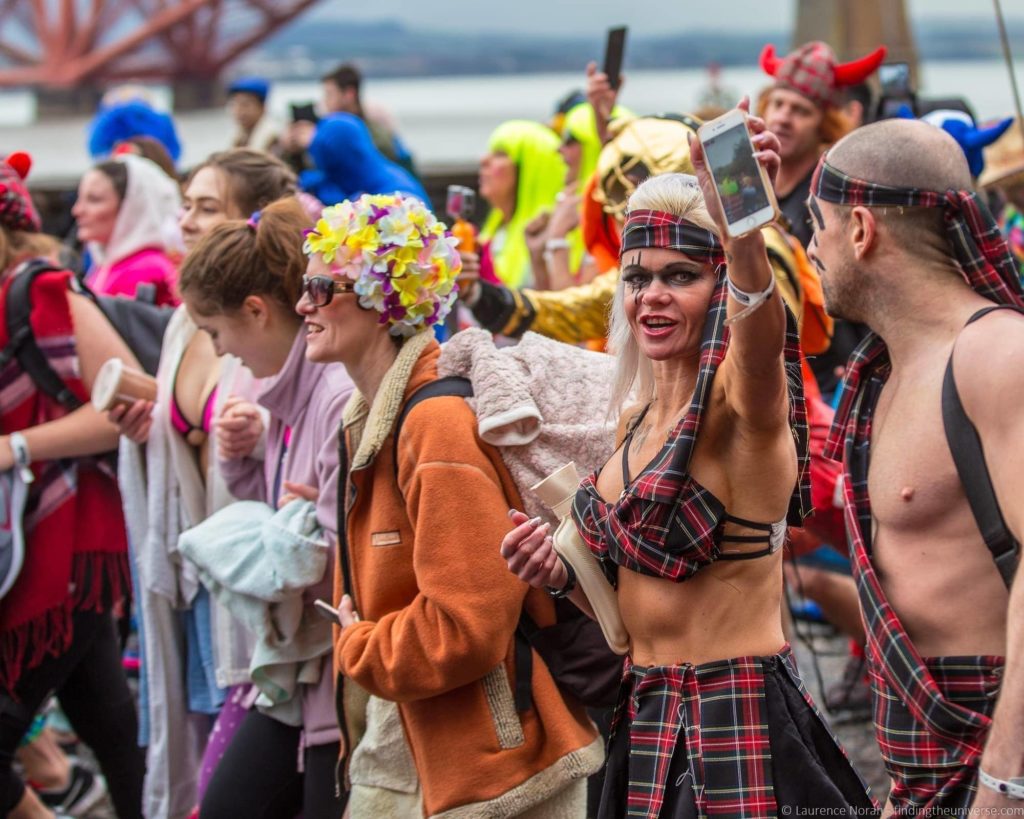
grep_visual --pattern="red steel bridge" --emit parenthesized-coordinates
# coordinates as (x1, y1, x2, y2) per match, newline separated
(0, 0, 320, 92)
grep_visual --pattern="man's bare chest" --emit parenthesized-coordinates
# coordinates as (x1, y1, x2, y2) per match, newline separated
(868, 372, 964, 532)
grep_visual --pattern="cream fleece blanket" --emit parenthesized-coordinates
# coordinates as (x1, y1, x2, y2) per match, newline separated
(438, 328, 618, 523)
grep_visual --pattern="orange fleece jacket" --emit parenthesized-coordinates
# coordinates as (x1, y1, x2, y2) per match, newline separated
(334, 340, 601, 817)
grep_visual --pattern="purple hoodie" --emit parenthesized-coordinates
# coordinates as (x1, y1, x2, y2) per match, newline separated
(220, 329, 353, 746)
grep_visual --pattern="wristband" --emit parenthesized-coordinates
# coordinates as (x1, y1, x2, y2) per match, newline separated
(8, 432, 34, 484)
(978, 768, 1024, 800)
(544, 237, 570, 252)
(546, 554, 578, 599)
(725, 272, 776, 326)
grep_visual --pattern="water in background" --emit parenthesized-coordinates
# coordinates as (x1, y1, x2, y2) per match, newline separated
(1, 60, 1021, 182)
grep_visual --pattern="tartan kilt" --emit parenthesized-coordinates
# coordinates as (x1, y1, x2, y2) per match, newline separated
(868, 654, 1002, 814)
(597, 645, 877, 819)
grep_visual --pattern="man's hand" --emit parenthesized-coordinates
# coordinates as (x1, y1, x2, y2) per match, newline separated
(0, 437, 13, 473)
(216, 396, 263, 460)
(585, 61, 621, 146)
(107, 399, 154, 444)
(283, 120, 316, 151)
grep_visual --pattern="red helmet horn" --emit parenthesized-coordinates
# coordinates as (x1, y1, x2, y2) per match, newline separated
(759, 44, 781, 77)
(833, 45, 888, 87)
(4, 152, 31, 181)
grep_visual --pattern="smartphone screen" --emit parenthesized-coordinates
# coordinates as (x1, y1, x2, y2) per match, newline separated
(603, 26, 627, 91)
(445, 185, 475, 220)
(878, 63, 911, 97)
(702, 121, 771, 227)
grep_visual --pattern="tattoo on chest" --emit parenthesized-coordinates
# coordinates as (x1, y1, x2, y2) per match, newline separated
(630, 420, 650, 455)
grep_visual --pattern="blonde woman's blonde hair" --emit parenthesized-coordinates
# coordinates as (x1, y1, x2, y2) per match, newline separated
(607, 173, 719, 414)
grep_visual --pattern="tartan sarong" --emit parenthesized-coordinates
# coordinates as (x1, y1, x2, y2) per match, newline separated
(599, 644, 875, 819)
(573, 269, 810, 584)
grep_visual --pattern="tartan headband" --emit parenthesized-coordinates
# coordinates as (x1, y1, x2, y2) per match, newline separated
(811, 156, 1024, 308)
(620, 209, 726, 266)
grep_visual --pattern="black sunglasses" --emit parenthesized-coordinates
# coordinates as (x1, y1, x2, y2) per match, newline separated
(302, 274, 357, 307)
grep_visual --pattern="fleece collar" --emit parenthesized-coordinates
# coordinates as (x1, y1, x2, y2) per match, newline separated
(342, 330, 434, 470)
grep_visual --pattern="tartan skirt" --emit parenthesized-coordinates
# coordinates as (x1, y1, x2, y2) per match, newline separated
(597, 645, 877, 819)
(868, 653, 1002, 814)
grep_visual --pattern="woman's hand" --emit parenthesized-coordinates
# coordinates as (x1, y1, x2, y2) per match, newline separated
(524, 211, 552, 257)
(500, 509, 567, 589)
(688, 97, 782, 241)
(547, 187, 582, 239)
(338, 593, 361, 629)
(107, 399, 154, 444)
(279, 480, 318, 508)
(216, 396, 263, 460)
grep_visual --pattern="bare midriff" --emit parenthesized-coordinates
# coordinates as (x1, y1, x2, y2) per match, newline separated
(618, 545, 787, 667)
(594, 398, 796, 668)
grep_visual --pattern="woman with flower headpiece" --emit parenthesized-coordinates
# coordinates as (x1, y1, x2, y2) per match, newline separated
(300, 193, 602, 817)
(176, 198, 352, 819)
(499, 103, 876, 816)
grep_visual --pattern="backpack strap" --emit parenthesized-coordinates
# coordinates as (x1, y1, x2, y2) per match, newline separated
(1, 260, 83, 410)
(391, 375, 536, 710)
(391, 376, 474, 481)
(941, 305, 1021, 588)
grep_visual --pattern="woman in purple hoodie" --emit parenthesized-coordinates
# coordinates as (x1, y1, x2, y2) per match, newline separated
(177, 197, 353, 819)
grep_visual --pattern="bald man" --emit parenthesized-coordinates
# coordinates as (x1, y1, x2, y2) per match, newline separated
(807, 119, 1024, 814)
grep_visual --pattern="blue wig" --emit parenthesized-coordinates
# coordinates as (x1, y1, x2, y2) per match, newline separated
(87, 100, 182, 163)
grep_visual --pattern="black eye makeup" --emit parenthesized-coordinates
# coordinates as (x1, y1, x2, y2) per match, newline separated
(621, 263, 702, 293)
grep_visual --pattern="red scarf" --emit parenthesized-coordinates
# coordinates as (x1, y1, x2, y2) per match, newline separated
(0, 265, 129, 690)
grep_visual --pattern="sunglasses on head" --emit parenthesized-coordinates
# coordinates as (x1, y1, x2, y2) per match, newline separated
(302, 274, 356, 307)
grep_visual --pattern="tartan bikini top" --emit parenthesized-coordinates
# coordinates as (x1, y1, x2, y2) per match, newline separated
(571, 270, 811, 584)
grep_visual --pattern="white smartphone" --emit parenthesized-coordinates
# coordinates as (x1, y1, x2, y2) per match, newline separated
(697, 109, 780, 239)
(313, 598, 341, 623)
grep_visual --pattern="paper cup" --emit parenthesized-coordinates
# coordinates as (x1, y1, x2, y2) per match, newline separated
(91, 358, 158, 412)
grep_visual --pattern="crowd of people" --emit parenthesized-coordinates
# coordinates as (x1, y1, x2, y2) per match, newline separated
(0, 38, 1023, 819)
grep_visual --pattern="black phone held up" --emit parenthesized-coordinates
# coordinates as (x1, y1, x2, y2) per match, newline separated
(290, 102, 319, 124)
(603, 26, 627, 91)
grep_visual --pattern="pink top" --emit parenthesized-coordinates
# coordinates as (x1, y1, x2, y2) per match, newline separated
(90, 247, 179, 307)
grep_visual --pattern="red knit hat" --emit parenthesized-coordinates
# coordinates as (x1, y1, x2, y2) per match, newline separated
(0, 152, 41, 232)
(760, 41, 887, 109)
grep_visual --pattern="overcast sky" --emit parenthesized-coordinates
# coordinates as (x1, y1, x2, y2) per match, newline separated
(305, 0, 1023, 36)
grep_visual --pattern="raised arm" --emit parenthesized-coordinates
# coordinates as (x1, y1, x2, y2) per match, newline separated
(688, 102, 789, 431)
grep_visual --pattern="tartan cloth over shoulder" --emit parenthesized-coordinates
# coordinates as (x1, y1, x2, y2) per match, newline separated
(572, 266, 810, 584)
(818, 159, 1024, 812)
